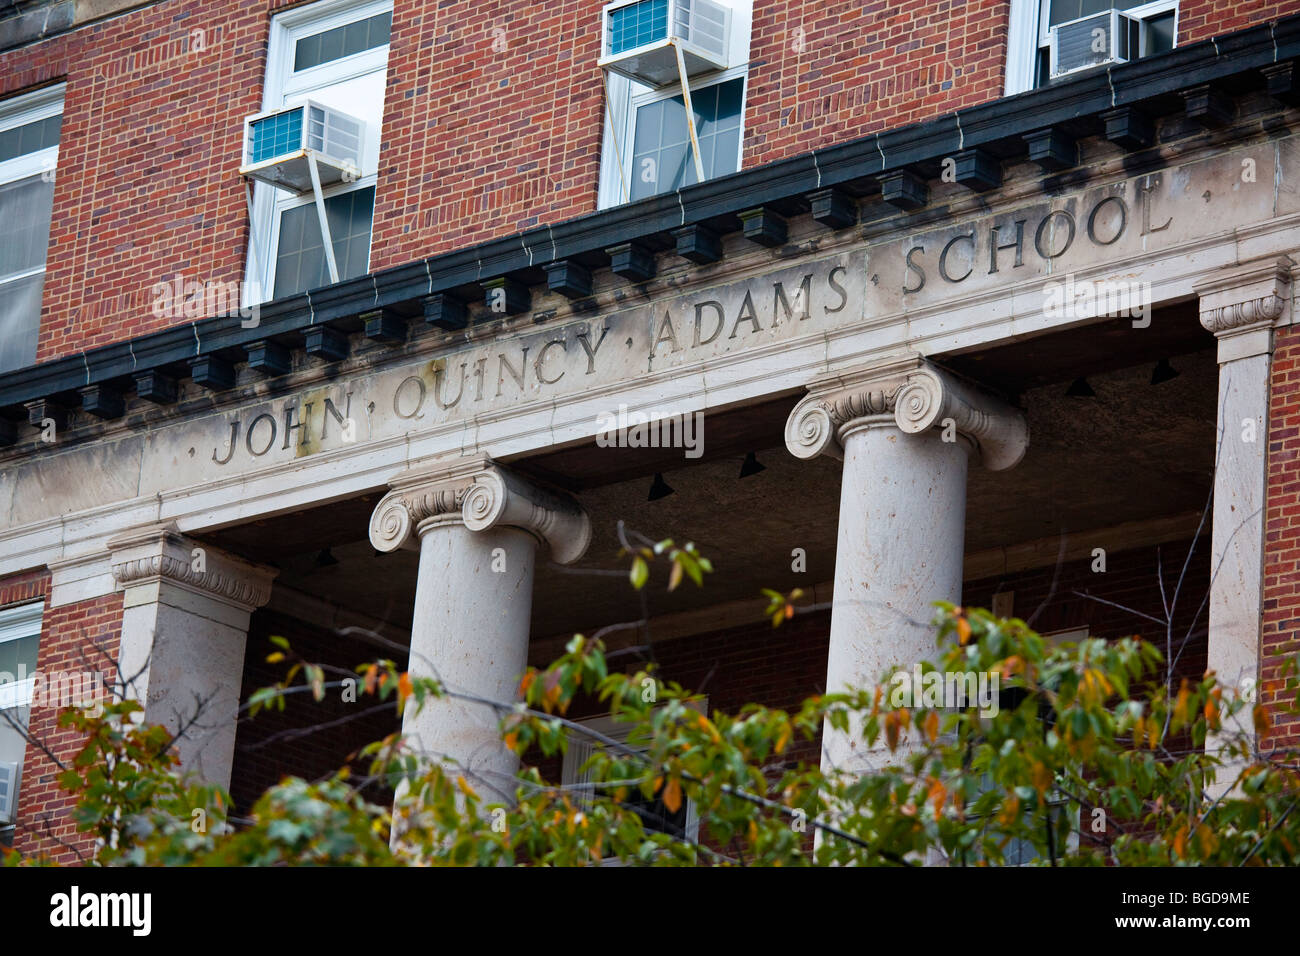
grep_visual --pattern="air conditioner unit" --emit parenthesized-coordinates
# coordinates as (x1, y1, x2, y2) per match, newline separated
(598, 0, 731, 87)
(0, 761, 17, 824)
(238, 100, 364, 193)
(1049, 9, 1140, 79)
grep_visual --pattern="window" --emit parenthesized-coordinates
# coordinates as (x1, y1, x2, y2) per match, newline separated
(0, 601, 43, 845)
(246, 0, 392, 304)
(561, 706, 704, 845)
(0, 86, 62, 375)
(628, 76, 744, 201)
(598, 1, 751, 209)
(1006, 0, 1177, 95)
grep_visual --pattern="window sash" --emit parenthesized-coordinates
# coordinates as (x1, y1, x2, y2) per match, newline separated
(0, 85, 63, 187)
(245, 0, 391, 307)
(602, 66, 748, 208)
(1035, 0, 1178, 49)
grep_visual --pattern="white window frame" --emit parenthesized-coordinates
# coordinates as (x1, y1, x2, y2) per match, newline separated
(597, 0, 751, 209)
(0, 601, 41, 715)
(0, 600, 43, 829)
(0, 85, 63, 371)
(245, 0, 391, 306)
(561, 703, 705, 848)
(1006, 0, 1179, 95)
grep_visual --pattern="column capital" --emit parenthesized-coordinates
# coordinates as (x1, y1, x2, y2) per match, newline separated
(784, 354, 1028, 471)
(107, 521, 277, 611)
(1194, 256, 1294, 338)
(369, 456, 591, 564)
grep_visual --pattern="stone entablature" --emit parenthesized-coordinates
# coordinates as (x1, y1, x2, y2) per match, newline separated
(1, 127, 1299, 581)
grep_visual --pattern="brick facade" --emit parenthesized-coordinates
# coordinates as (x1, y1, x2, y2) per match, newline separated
(9, 591, 122, 864)
(0, 0, 1290, 359)
(1263, 327, 1300, 752)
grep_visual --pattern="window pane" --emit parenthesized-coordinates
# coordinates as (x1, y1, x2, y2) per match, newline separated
(0, 635, 37, 680)
(0, 272, 44, 374)
(0, 175, 55, 279)
(630, 77, 743, 201)
(0, 115, 61, 164)
(1145, 11, 1175, 55)
(294, 12, 392, 71)
(274, 186, 375, 298)
(1048, 0, 1149, 26)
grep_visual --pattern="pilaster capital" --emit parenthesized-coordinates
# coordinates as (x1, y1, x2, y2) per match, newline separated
(784, 354, 1029, 471)
(1194, 257, 1294, 337)
(369, 456, 591, 564)
(107, 522, 277, 611)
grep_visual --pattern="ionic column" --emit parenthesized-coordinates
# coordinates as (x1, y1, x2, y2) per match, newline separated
(369, 457, 590, 799)
(785, 355, 1028, 774)
(1195, 258, 1293, 766)
(108, 522, 277, 788)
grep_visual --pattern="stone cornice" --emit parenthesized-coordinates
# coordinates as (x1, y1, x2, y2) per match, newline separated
(107, 521, 277, 610)
(1194, 257, 1295, 337)
(369, 457, 591, 564)
(785, 355, 1029, 471)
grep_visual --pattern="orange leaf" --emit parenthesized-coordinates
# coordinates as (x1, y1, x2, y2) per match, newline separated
(1172, 824, 1188, 860)
(997, 793, 1020, 826)
(398, 672, 413, 704)
(775, 725, 791, 754)
(363, 664, 378, 695)
(1030, 761, 1053, 801)
(663, 778, 682, 814)
(456, 774, 478, 799)
(927, 778, 946, 821)
(504, 732, 519, 752)
(519, 670, 536, 696)
(924, 709, 940, 743)
(884, 710, 900, 751)
(956, 617, 972, 645)
(1254, 704, 1272, 735)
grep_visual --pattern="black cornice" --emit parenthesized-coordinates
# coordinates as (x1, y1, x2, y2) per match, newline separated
(2, 14, 1299, 420)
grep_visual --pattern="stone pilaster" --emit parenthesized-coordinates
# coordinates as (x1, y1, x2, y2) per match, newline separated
(370, 456, 590, 801)
(785, 354, 1028, 775)
(1194, 257, 1293, 776)
(108, 522, 277, 788)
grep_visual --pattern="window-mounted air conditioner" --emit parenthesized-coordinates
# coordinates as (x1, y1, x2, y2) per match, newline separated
(238, 100, 364, 193)
(598, 0, 731, 87)
(0, 761, 17, 824)
(1049, 9, 1140, 79)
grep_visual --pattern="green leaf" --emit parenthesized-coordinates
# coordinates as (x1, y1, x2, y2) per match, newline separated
(630, 555, 649, 590)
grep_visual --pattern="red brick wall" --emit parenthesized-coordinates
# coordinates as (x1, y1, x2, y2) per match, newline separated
(741, 0, 1009, 165)
(10, 590, 122, 865)
(1180, 0, 1296, 42)
(2, 0, 1295, 359)
(1262, 328, 1300, 752)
